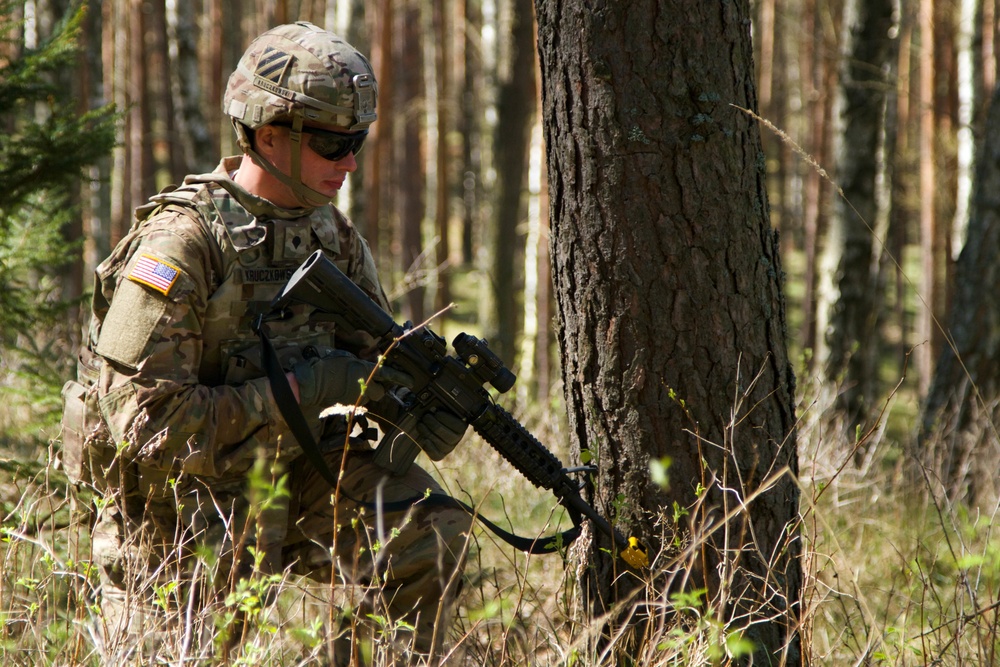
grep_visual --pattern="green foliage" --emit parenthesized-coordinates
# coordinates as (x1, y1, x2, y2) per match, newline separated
(0, 2, 116, 438)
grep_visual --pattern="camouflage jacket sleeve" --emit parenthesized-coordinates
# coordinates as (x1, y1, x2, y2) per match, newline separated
(93, 213, 298, 479)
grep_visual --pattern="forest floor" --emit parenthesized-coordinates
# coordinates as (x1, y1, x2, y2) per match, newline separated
(1, 376, 998, 665)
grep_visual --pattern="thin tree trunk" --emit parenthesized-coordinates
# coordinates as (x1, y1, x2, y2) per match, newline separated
(167, 0, 214, 173)
(517, 118, 544, 404)
(892, 11, 914, 377)
(345, 0, 370, 231)
(954, 0, 977, 257)
(398, 0, 425, 323)
(800, 0, 829, 363)
(917, 0, 936, 397)
(433, 0, 452, 313)
(208, 0, 225, 153)
(933, 0, 957, 346)
(129, 0, 155, 210)
(109, 0, 129, 246)
(82, 0, 111, 275)
(822, 0, 897, 431)
(365, 0, 394, 260)
(487, 0, 536, 366)
(147, 0, 182, 182)
(459, 0, 483, 266)
(982, 0, 996, 100)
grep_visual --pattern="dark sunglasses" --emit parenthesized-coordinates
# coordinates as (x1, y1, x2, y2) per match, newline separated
(272, 122, 368, 161)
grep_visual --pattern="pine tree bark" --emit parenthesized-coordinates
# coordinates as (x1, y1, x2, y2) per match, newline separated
(535, 0, 800, 663)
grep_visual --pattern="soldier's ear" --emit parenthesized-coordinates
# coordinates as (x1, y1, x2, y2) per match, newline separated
(255, 125, 279, 157)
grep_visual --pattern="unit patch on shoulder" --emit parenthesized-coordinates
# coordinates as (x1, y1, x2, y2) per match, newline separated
(128, 253, 181, 296)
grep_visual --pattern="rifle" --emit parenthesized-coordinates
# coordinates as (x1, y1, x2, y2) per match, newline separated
(271, 250, 648, 569)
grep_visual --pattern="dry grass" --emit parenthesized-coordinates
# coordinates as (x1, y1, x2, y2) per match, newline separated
(1, 372, 999, 665)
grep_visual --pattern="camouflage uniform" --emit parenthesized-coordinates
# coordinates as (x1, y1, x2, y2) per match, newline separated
(62, 151, 468, 663)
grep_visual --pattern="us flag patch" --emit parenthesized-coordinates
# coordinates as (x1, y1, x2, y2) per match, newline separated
(128, 254, 181, 295)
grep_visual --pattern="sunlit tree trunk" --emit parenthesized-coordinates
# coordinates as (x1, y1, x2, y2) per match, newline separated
(432, 0, 452, 313)
(953, 0, 978, 255)
(534, 123, 553, 402)
(890, 9, 915, 377)
(917, 0, 936, 396)
(206, 0, 225, 154)
(365, 0, 394, 260)
(980, 0, 996, 104)
(128, 0, 155, 211)
(341, 0, 370, 230)
(398, 0, 426, 322)
(535, 0, 801, 663)
(167, 0, 214, 174)
(800, 0, 838, 365)
(81, 0, 111, 277)
(517, 119, 547, 404)
(933, 0, 957, 348)
(109, 0, 129, 246)
(146, 0, 182, 184)
(459, 0, 483, 266)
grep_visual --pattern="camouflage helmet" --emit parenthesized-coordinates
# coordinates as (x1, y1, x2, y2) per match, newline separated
(225, 21, 377, 135)
(224, 22, 376, 209)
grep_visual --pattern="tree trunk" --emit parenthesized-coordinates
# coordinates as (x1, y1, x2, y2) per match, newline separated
(432, 0, 452, 313)
(345, 0, 370, 232)
(487, 0, 536, 366)
(365, 0, 394, 260)
(535, 1, 801, 663)
(822, 0, 897, 432)
(917, 0, 936, 396)
(921, 83, 1000, 507)
(953, 0, 978, 256)
(398, 0, 426, 323)
(167, 0, 214, 173)
(800, 0, 836, 365)
(81, 0, 112, 276)
(890, 13, 915, 378)
(459, 0, 483, 266)
(109, 0, 129, 246)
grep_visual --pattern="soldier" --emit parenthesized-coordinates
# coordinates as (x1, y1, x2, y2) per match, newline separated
(59, 21, 471, 665)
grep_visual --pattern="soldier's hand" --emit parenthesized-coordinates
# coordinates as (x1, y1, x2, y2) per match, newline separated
(414, 409, 468, 461)
(293, 351, 413, 407)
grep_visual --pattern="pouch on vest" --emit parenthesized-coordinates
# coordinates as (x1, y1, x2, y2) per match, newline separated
(221, 332, 336, 385)
(59, 380, 95, 484)
(59, 379, 117, 486)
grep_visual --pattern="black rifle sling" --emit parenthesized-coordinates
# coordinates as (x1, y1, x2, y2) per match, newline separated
(252, 314, 582, 556)
(253, 312, 342, 490)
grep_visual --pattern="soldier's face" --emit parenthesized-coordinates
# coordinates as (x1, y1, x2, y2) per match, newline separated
(296, 126, 359, 198)
(260, 123, 359, 206)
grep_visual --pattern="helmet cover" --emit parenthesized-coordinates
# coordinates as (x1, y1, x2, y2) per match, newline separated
(224, 21, 377, 134)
